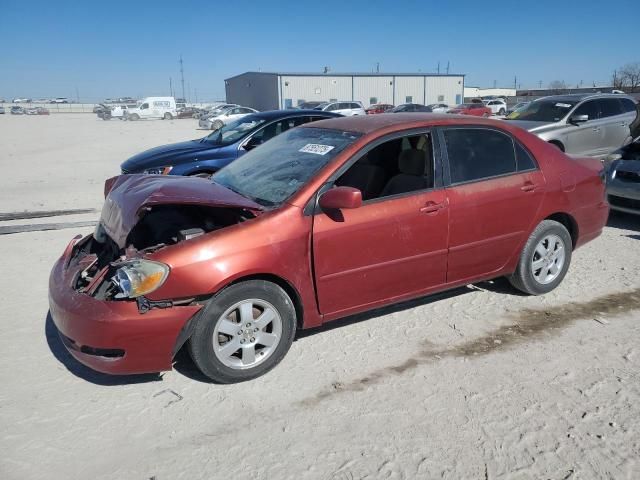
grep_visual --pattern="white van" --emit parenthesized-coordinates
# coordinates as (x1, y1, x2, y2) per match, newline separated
(126, 97, 177, 120)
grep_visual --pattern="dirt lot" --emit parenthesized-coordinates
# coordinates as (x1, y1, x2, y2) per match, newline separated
(1, 114, 639, 480)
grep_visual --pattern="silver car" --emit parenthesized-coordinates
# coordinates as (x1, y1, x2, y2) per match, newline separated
(313, 101, 365, 116)
(505, 94, 638, 158)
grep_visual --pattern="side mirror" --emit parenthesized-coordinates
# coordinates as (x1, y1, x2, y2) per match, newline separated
(569, 114, 589, 124)
(243, 136, 263, 151)
(319, 186, 362, 210)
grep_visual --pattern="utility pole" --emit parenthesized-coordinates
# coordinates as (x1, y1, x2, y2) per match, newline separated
(75, 86, 80, 103)
(446, 61, 450, 74)
(437, 61, 440, 74)
(514, 76, 517, 90)
(195, 89, 198, 104)
(376, 62, 380, 73)
(179, 55, 186, 101)
(538, 80, 542, 89)
(169, 77, 173, 97)
(493, 79, 497, 88)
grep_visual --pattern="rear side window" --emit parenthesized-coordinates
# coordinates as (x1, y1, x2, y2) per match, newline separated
(515, 142, 537, 171)
(620, 98, 637, 113)
(599, 99, 623, 118)
(444, 128, 517, 184)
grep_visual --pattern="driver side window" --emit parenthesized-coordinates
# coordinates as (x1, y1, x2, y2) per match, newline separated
(572, 101, 599, 121)
(335, 134, 434, 201)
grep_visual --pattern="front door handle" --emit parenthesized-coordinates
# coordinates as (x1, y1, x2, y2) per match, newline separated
(521, 182, 538, 192)
(420, 201, 446, 214)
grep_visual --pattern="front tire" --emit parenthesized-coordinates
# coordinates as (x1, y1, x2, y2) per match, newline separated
(188, 280, 297, 383)
(499, 108, 506, 116)
(163, 112, 173, 120)
(508, 220, 572, 295)
(129, 113, 139, 121)
(211, 119, 224, 130)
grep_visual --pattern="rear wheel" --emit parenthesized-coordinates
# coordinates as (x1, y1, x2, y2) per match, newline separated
(508, 220, 572, 295)
(188, 280, 296, 383)
(163, 112, 173, 120)
(129, 113, 139, 121)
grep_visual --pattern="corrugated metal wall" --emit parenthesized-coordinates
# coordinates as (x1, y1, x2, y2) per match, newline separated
(225, 73, 279, 111)
(225, 73, 465, 110)
(425, 76, 464, 105)
(353, 76, 394, 106)
(280, 75, 352, 108)
(394, 76, 426, 105)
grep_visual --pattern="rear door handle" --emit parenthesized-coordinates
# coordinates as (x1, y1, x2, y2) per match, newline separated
(420, 201, 447, 214)
(521, 182, 538, 192)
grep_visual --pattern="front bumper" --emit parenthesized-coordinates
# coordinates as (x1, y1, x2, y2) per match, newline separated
(199, 119, 211, 129)
(48, 236, 203, 375)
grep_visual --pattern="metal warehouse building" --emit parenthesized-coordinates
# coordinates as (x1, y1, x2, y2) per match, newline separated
(225, 72, 465, 111)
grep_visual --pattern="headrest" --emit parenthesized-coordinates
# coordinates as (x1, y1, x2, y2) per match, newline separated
(398, 149, 425, 176)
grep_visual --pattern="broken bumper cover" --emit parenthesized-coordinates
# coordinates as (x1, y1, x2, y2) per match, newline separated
(48, 236, 203, 375)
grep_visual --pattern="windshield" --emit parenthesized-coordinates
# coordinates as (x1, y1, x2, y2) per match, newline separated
(454, 104, 473, 109)
(203, 116, 267, 146)
(313, 103, 330, 110)
(212, 127, 361, 206)
(506, 99, 577, 121)
(390, 105, 409, 112)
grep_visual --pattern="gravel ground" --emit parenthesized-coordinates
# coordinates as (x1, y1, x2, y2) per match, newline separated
(1, 114, 639, 480)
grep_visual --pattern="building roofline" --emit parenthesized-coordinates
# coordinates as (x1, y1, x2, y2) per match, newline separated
(225, 71, 466, 81)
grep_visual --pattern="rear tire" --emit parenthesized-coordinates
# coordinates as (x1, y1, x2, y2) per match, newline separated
(163, 112, 173, 120)
(508, 220, 572, 295)
(188, 280, 296, 383)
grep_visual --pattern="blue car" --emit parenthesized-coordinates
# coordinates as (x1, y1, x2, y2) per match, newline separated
(120, 109, 341, 177)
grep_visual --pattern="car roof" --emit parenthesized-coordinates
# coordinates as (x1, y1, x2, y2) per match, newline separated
(536, 93, 634, 102)
(239, 109, 341, 121)
(301, 113, 506, 135)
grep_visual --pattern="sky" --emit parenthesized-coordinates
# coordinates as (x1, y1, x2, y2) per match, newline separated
(0, 0, 637, 102)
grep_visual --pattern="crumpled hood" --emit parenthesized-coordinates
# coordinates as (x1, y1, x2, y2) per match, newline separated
(100, 174, 263, 248)
(120, 139, 234, 173)
(504, 120, 560, 134)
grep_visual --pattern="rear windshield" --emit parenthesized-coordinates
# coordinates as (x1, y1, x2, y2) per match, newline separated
(212, 127, 361, 206)
(506, 99, 577, 122)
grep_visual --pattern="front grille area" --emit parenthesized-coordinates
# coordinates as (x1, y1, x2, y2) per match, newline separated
(616, 170, 640, 183)
(608, 195, 640, 211)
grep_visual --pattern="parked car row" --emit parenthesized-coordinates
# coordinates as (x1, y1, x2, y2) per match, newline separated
(7, 106, 49, 115)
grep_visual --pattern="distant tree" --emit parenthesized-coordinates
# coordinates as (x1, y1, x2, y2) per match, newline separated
(548, 80, 567, 92)
(619, 63, 640, 92)
(612, 70, 626, 90)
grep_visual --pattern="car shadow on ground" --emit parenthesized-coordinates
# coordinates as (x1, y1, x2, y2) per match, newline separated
(607, 211, 640, 232)
(174, 278, 524, 383)
(47, 278, 525, 385)
(45, 311, 162, 386)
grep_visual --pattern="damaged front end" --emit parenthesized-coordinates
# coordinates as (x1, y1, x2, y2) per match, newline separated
(48, 174, 264, 374)
(75, 203, 255, 308)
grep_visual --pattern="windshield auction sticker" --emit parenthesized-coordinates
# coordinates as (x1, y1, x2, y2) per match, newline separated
(299, 144, 335, 155)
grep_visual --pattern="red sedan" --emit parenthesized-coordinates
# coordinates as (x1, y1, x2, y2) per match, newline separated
(448, 103, 492, 116)
(366, 103, 394, 114)
(49, 114, 609, 383)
